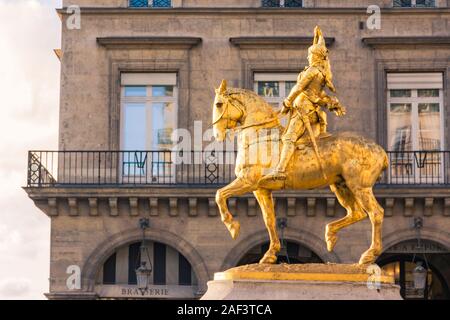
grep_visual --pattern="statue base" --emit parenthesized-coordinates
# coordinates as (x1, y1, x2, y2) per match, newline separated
(201, 263, 402, 300)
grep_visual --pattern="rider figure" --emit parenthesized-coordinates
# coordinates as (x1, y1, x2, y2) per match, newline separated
(264, 26, 346, 181)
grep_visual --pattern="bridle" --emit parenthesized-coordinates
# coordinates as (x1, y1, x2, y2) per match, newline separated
(212, 94, 280, 132)
(211, 94, 246, 128)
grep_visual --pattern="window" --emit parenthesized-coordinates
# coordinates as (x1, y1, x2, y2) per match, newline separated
(387, 73, 443, 152)
(254, 73, 297, 109)
(129, 0, 171, 8)
(262, 0, 303, 8)
(393, 0, 435, 7)
(254, 73, 297, 126)
(100, 242, 198, 288)
(387, 73, 444, 183)
(121, 73, 177, 180)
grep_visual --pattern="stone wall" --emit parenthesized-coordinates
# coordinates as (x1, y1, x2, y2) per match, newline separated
(58, 10, 450, 150)
(61, 0, 449, 8)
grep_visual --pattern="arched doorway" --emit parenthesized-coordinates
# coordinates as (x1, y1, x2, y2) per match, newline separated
(377, 239, 450, 300)
(237, 240, 323, 266)
(95, 241, 199, 299)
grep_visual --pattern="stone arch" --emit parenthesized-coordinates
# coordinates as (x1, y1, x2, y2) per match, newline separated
(382, 226, 450, 254)
(379, 227, 450, 299)
(220, 227, 340, 270)
(81, 227, 210, 293)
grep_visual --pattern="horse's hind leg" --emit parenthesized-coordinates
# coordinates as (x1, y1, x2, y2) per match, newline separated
(350, 187, 384, 265)
(216, 178, 254, 240)
(253, 189, 280, 264)
(325, 182, 368, 252)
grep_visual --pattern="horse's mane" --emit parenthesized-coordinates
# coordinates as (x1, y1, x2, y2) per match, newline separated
(224, 88, 277, 115)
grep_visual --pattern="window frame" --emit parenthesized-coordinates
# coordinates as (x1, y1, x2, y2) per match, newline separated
(119, 74, 178, 182)
(120, 84, 178, 152)
(386, 74, 444, 152)
(261, 0, 303, 8)
(129, 0, 172, 8)
(386, 72, 445, 184)
(393, 0, 436, 8)
(253, 73, 298, 108)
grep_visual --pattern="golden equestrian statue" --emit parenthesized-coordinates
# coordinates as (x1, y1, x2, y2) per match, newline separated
(211, 26, 389, 266)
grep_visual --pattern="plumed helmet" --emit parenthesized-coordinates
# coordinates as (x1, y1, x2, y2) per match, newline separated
(308, 26, 328, 60)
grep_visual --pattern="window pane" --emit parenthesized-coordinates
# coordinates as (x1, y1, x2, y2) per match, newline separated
(285, 0, 302, 7)
(123, 104, 147, 176)
(262, 0, 280, 7)
(151, 103, 174, 177)
(124, 86, 146, 97)
(418, 103, 441, 150)
(416, 0, 435, 7)
(124, 104, 146, 150)
(390, 89, 411, 98)
(258, 82, 280, 97)
(129, 0, 149, 7)
(152, 86, 174, 97)
(152, 102, 175, 148)
(389, 103, 412, 151)
(418, 89, 439, 97)
(393, 0, 412, 7)
(286, 81, 296, 93)
(153, 0, 171, 7)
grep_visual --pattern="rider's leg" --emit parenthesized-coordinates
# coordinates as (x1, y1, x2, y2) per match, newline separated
(264, 114, 304, 180)
(274, 140, 295, 177)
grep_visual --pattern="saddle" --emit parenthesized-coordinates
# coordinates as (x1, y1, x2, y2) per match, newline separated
(295, 132, 332, 149)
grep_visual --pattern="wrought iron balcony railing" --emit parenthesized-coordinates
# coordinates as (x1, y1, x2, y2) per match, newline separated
(26, 150, 450, 188)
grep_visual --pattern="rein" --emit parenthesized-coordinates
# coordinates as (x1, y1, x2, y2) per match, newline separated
(212, 93, 281, 132)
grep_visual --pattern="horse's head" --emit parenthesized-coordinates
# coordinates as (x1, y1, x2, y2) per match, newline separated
(212, 80, 245, 142)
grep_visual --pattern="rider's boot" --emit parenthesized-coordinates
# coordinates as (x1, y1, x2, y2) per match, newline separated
(263, 141, 296, 181)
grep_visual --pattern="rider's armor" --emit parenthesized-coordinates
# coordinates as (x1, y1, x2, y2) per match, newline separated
(263, 26, 345, 181)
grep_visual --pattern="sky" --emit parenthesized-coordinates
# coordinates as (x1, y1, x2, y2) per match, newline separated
(0, 0, 62, 299)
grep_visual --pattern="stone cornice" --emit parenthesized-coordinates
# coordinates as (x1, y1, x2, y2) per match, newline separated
(23, 186, 450, 200)
(56, 7, 450, 16)
(96, 36, 202, 49)
(230, 37, 335, 49)
(362, 36, 450, 47)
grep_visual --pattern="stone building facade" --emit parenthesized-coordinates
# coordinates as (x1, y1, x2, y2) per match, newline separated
(24, 0, 450, 299)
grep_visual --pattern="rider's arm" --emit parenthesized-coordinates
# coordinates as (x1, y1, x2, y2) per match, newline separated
(284, 68, 317, 106)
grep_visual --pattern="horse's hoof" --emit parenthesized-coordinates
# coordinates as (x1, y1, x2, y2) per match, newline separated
(259, 254, 277, 264)
(227, 220, 240, 240)
(358, 250, 380, 265)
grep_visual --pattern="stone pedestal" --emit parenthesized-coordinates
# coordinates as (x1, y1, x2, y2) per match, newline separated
(201, 263, 402, 300)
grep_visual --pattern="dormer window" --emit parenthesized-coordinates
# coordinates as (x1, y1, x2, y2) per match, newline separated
(393, 0, 435, 7)
(262, 0, 303, 8)
(129, 0, 171, 8)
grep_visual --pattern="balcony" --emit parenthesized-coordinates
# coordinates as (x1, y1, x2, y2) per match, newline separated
(26, 150, 450, 188)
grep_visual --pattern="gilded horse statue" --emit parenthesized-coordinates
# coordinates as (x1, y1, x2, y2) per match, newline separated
(212, 81, 388, 265)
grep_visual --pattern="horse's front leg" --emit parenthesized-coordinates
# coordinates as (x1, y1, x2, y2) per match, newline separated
(216, 178, 254, 240)
(253, 189, 280, 264)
